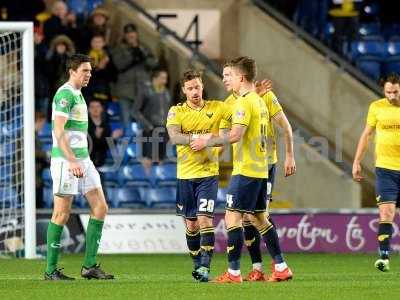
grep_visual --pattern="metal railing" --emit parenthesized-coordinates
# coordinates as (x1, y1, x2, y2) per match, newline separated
(251, 0, 382, 96)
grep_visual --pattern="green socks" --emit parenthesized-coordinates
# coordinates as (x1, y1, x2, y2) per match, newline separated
(83, 217, 104, 268)
(46, 221, 64, 274)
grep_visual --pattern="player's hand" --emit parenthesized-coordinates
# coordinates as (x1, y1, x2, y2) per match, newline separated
(255, 79, 273, 96)
(352, 162, 363, 182)
(284, 156, 296, 177)
(190, 138, 207, 151)
(69, 161, 84, 178)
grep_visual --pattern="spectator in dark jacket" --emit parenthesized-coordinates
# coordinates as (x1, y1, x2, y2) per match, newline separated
(43, 0, 79, 46)
(88, 99, 123, 167)
(111, 23, 157, 126)
(35, 112, 49, 208)
(133, 68, 172, 173)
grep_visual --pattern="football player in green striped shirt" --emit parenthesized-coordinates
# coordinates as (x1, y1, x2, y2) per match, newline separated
(44, 54, 114, 280)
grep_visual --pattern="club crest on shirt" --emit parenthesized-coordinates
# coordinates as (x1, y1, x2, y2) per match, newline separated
(236, 110, 245, 119)
(167, 111, 176, 120)
(59, 98, 68, 108)
(206, 112, 213, 118)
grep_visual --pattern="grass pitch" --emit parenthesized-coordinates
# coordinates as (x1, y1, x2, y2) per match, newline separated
(0, 253, 399, 300)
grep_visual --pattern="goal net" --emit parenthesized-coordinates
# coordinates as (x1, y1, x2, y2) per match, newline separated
(0, 23, 35, 258)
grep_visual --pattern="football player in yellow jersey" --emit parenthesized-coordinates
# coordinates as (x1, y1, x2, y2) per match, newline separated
(220, 79, 296, 281)
(191, 57, 293, 283)
(353, 74, 400, 272)
(166, 70, 231, 282)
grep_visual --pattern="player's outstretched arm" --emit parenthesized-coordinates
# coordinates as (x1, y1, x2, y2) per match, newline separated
(352, 125, 375, 182)
(273, 111, 296, 177)
(53, 115, 83, 177)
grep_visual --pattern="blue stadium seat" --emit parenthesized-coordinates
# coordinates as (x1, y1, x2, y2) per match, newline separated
(387, 40, 400, 56)
(41, 142, 52, 161)
(357, 23, 380, 37)
(104, 187, 115, 205)
(38, 122, 52, 139)
(355, 56, 382, 81)
(382, 56, 400, 77)
(118, 164, 152, 187)
(0, 164, 12, 186)
(110, 121, 123, 133)
(124, 122, 141, 137)
(42, 168, 52, 187)
(0, 186, 18, 208)
(106, 102, 121, 121)
(74, 194, 88, 208)
(43, 187, 53, 208)
(0, 142, 15, 161)
(349, 37, 385, 61)
(147, 187, 177, 208)
(216, 188, 228, 208)
(153, 164, 176, 187)
(125, 143, 139, 162)
(112, 187, 147, 208)
(98, 165, 119, 187)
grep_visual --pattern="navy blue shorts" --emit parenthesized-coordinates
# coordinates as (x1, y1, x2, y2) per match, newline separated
(376, 167, 400, 207)
(267, 164, 276, 201)
(226, 175, 267, 214)
(176, 176, 218, 219)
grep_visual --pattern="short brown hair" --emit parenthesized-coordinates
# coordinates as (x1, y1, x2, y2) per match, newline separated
(181, 69, 202, 86)
(225, 56, 257, 82)
(381, 73, 400, 86)
(66, 54, 92, 71)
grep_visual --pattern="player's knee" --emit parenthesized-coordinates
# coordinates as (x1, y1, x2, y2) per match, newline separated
(380, 207, 395, 222)
(198, 216, 213, 229)
(186, 220, 199, 232)
(225, 211, 241, 228)
(93, 202, 108, 219)
(52, 210, 70, 225)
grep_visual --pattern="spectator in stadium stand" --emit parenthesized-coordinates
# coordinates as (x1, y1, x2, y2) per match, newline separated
(88, 98, 123, 169)
(111, 23, 158, 126)
(78, 7, 111, 52)
(43, 0, 79, 46)
(85, 34, 115, 102)
(133, 68, 172, 173)
(45, 34, 76, 118)
(35, 111, 49, 209)
(34, 25, 50, 115)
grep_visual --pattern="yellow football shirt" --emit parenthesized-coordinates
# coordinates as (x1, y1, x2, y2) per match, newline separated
(166, 100, 231, 179)
(367, 98, 400, 171)
(231, 91, 269, 178)
(221, 91, 282, 164)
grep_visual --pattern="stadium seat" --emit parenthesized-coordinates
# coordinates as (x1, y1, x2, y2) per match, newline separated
(387, 39, 400, 56)
(0, 142, 15, 161)
(216, 188, 228, 208)
(125, 143, 139, 162)
(112, 187, 147, 208)
(38, 122, 52, 139)
(357, 23, 380, 37)
(98, 165, 119, 187)
(41, 142, 52, 161)
(355, 56, 382, 81)
(124, 122, 141, 137)
(153, 163, 176, 187)
(0, 164, 12, 186)
(349, 36, 385, 61)
(382, 56, 400, 77)
(110, 121, 123, 134)
(106, 102, 121, 122)
(42, 168, 52, 187)
(42, 187, 53, 208)
(118, 164, 152, 187)
(147, 187, 177, 209)
(0, 186, 18, 208)
(73, 194, 88, 208)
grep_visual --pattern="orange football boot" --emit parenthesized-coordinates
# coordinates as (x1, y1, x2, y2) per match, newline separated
(267, 267, 293, 282)
(211, 271, 243, 283)
(244, 269, 266, 281)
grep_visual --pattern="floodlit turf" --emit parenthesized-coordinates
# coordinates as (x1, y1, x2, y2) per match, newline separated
(0, 253, 399, 300)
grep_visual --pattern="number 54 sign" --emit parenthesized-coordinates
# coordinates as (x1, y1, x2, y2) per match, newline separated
(148, 9, 221, 59)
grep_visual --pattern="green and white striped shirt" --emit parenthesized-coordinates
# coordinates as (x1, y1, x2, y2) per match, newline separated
(51, 83, 89, 161)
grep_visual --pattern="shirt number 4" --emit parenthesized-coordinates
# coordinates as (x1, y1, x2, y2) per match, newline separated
(199, 198, 215, 213)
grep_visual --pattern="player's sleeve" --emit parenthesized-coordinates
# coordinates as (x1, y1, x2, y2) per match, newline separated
(232, 100, 251, 127)
(53, 90, 74, 118)
(264, 91, 282, 118)
(166, 106, 181, 127)
(219, 102, 232, 129)
(366, 102, 377, 128)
